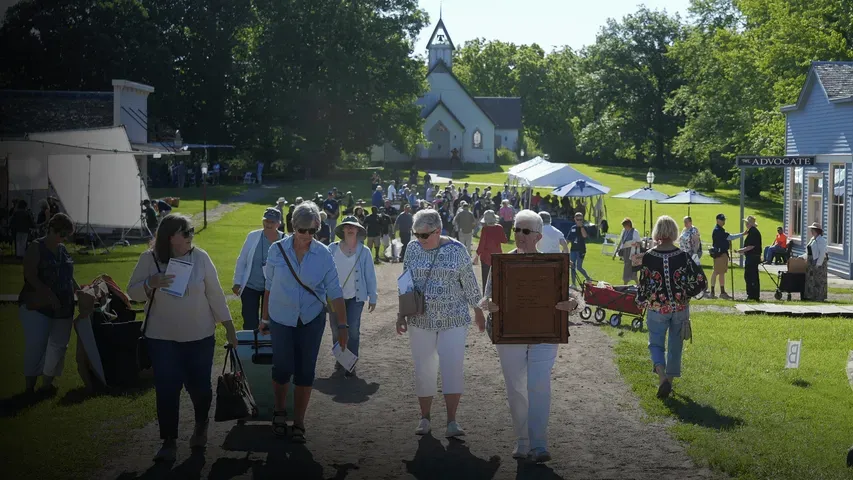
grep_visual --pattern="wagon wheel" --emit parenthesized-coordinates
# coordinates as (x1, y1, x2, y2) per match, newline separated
(594, 308, 606, 323)
(609, 314, 622, 327)
(580, 307, 592, 320)
(774, 290, 783, 300)
(631, 318, 643, 331)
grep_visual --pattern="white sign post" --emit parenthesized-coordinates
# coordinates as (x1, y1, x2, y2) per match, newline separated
(785, 339, 802, 369)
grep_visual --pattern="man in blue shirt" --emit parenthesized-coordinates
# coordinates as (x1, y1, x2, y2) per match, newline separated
(565, 212, 593, 286)
(322, 191, 339, 234)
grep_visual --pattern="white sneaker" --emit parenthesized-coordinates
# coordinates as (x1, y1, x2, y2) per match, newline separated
(512, 442, 530, 459)
(445, 421, 466, 438)
(415, 418, 431, 435)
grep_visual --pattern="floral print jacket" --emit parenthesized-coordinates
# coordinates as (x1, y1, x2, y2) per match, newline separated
(636, 248, 707, 314)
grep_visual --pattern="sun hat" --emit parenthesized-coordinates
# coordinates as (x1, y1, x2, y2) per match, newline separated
(276, 197, 287, 205)
(335, 215, 366, 240)
(744, 215, 757, 225)
(262, 207, 282, 223)
(807, 222, 823, 234)
(481, 210, 498, 225)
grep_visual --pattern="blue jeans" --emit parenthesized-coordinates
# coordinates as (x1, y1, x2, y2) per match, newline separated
(647, 308, 688, 378)
(147, 335, 215, 439)
(269, 312, 326, 387)
(763, 246, 784, 263)
(240, 287, 264, 331)
(328, 297, 365, 357)
(570, 251, 591, 285)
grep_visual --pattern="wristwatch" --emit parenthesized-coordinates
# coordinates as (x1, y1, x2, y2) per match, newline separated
(337, 324, 349, 330)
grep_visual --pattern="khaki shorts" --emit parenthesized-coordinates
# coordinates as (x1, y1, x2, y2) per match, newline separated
(367, 236, 380, 249)
(713, 253, 729, 274)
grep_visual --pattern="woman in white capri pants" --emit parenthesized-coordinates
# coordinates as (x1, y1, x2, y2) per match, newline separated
(396, 209, 485, 438)
(481, 209, 583, 463)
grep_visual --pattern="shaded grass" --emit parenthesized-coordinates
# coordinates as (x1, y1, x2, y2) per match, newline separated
(605, 313, 853, 479)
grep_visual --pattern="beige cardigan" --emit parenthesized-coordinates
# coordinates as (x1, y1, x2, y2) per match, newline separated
(127, 247, 232, 342)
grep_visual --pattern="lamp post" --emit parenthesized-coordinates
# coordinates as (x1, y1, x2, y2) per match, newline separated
(201, 161, 208, 229)
(646, 169, 655, 237)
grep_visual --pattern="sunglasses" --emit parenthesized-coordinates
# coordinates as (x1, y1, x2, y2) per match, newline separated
(412, 229, 437, 240)
(297, 228, 318, 235)
(514, 227, 539, 235)
(180, 228, 195, 238)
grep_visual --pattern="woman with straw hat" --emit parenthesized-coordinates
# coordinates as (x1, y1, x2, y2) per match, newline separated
(475, 210, 508, 292)
(327, 216, 377, 375)
(801, 223, 828, 301)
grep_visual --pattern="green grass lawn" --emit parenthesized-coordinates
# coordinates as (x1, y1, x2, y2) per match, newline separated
(147, 184, 248, 216)
(604, 313, 853, 479)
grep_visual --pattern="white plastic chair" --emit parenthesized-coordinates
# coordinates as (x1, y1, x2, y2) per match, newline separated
(601, 233, 619, 255)
(243, 172, 255, 184)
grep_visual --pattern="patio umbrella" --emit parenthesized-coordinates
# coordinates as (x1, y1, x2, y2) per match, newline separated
(550, 179, 611, 198)
(612, 187, 670, 236)
(657, 189, 721, 215)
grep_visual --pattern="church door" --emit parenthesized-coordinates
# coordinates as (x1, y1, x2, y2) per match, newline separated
(427, 122, 450, 158)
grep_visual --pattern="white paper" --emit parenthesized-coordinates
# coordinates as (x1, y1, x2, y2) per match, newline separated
(397, 270, 414, 294)
(332, 342, 358, 372)
(785, 339, 802, 369)
(161, 258, 193, 297)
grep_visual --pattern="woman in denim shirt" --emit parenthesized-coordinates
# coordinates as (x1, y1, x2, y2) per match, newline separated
(259, 202, 348, 443)
(327, 216, 377, 376)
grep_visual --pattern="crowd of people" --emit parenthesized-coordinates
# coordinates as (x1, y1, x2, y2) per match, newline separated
(11, 169, 833, 465)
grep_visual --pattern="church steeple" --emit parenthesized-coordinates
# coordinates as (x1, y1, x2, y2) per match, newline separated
(427, 16, 455, 71)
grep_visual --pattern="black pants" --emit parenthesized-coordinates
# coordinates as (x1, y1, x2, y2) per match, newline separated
(400, 233, 411, 261)
(481, 263, 491, 293)
(744, 255, 761, 300)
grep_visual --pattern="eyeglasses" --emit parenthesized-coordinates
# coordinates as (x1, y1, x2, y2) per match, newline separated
(412, 229, 437, 240)
(297, 228, 318, 235)
(181, 228, 195, 238)
(514, 228, 539, 235)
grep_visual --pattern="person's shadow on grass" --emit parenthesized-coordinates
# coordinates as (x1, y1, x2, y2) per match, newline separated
(663, 393, 744, 430)
(115, 449, 205, 480)
(403, 434, 501, 480)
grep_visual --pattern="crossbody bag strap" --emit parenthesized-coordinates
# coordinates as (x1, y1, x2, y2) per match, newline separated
(276, 242, 326, 308)
(341, 245, 362, 289)
(140, 252, 162, 338)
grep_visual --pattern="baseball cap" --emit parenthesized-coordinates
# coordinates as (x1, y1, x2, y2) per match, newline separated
(716, 213, 726, 221)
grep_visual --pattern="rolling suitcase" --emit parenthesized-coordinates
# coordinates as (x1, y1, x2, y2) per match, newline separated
(235, 330, 293, 421)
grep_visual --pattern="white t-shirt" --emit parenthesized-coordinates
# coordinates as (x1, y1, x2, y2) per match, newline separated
(538, 224, 566, 253)
(387, 184, 397, 200)
(334, 248, 359, 299)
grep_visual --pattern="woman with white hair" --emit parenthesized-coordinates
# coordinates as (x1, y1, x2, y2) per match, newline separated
(259, 201, 348, 443)
(636, 215, 706, 400)
(396, 208, 485, 438)
(480, 209, 583, 463)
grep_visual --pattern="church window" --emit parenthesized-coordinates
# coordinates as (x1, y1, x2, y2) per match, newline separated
(473, 129, 483, 149)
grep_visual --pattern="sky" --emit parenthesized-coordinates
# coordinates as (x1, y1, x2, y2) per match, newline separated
(413, 0, 692, 55)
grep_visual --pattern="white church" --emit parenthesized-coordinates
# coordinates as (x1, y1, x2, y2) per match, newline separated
(371, 17, 522, 167)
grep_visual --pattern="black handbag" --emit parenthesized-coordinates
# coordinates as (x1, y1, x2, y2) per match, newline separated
(136, 253, 161, 371)
(214, 346, 258, 422)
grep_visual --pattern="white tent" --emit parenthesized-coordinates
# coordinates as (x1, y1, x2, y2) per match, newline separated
(1, 126, 150, 232)
(507, 156, 548, 181)
(512, 161, 595, 188)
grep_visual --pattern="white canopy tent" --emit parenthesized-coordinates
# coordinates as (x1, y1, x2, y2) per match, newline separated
(512, 161, 595, 188)
(2, 126, 151, 233)
(507, 156, 548, 182)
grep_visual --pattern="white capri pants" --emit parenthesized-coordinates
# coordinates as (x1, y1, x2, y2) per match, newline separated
(497, 343, 558, 450)
(19, 306, 73, 378)
(408, 325, 467, 397)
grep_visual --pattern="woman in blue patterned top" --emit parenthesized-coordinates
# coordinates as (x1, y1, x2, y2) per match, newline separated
(259, 201, 348, 443)
(19, 213, 77, 396)
(396, 209, 485, 438)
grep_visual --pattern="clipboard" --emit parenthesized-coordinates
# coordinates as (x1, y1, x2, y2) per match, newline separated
(161, 258, 193, 297)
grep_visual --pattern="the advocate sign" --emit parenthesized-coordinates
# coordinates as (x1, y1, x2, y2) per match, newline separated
(736, 156, 815, 167)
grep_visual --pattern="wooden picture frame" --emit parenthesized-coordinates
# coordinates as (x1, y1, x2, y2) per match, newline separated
(490, 253, 570, 344)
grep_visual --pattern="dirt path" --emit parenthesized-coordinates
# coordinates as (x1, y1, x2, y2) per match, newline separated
(95, 263, 717, 480)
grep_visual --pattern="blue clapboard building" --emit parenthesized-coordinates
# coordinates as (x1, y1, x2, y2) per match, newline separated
(781, 61, 853, 279)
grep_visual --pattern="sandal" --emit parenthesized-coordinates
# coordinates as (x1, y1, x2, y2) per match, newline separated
(272, 410, 288, 438)
(291, 424, 306, 444)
